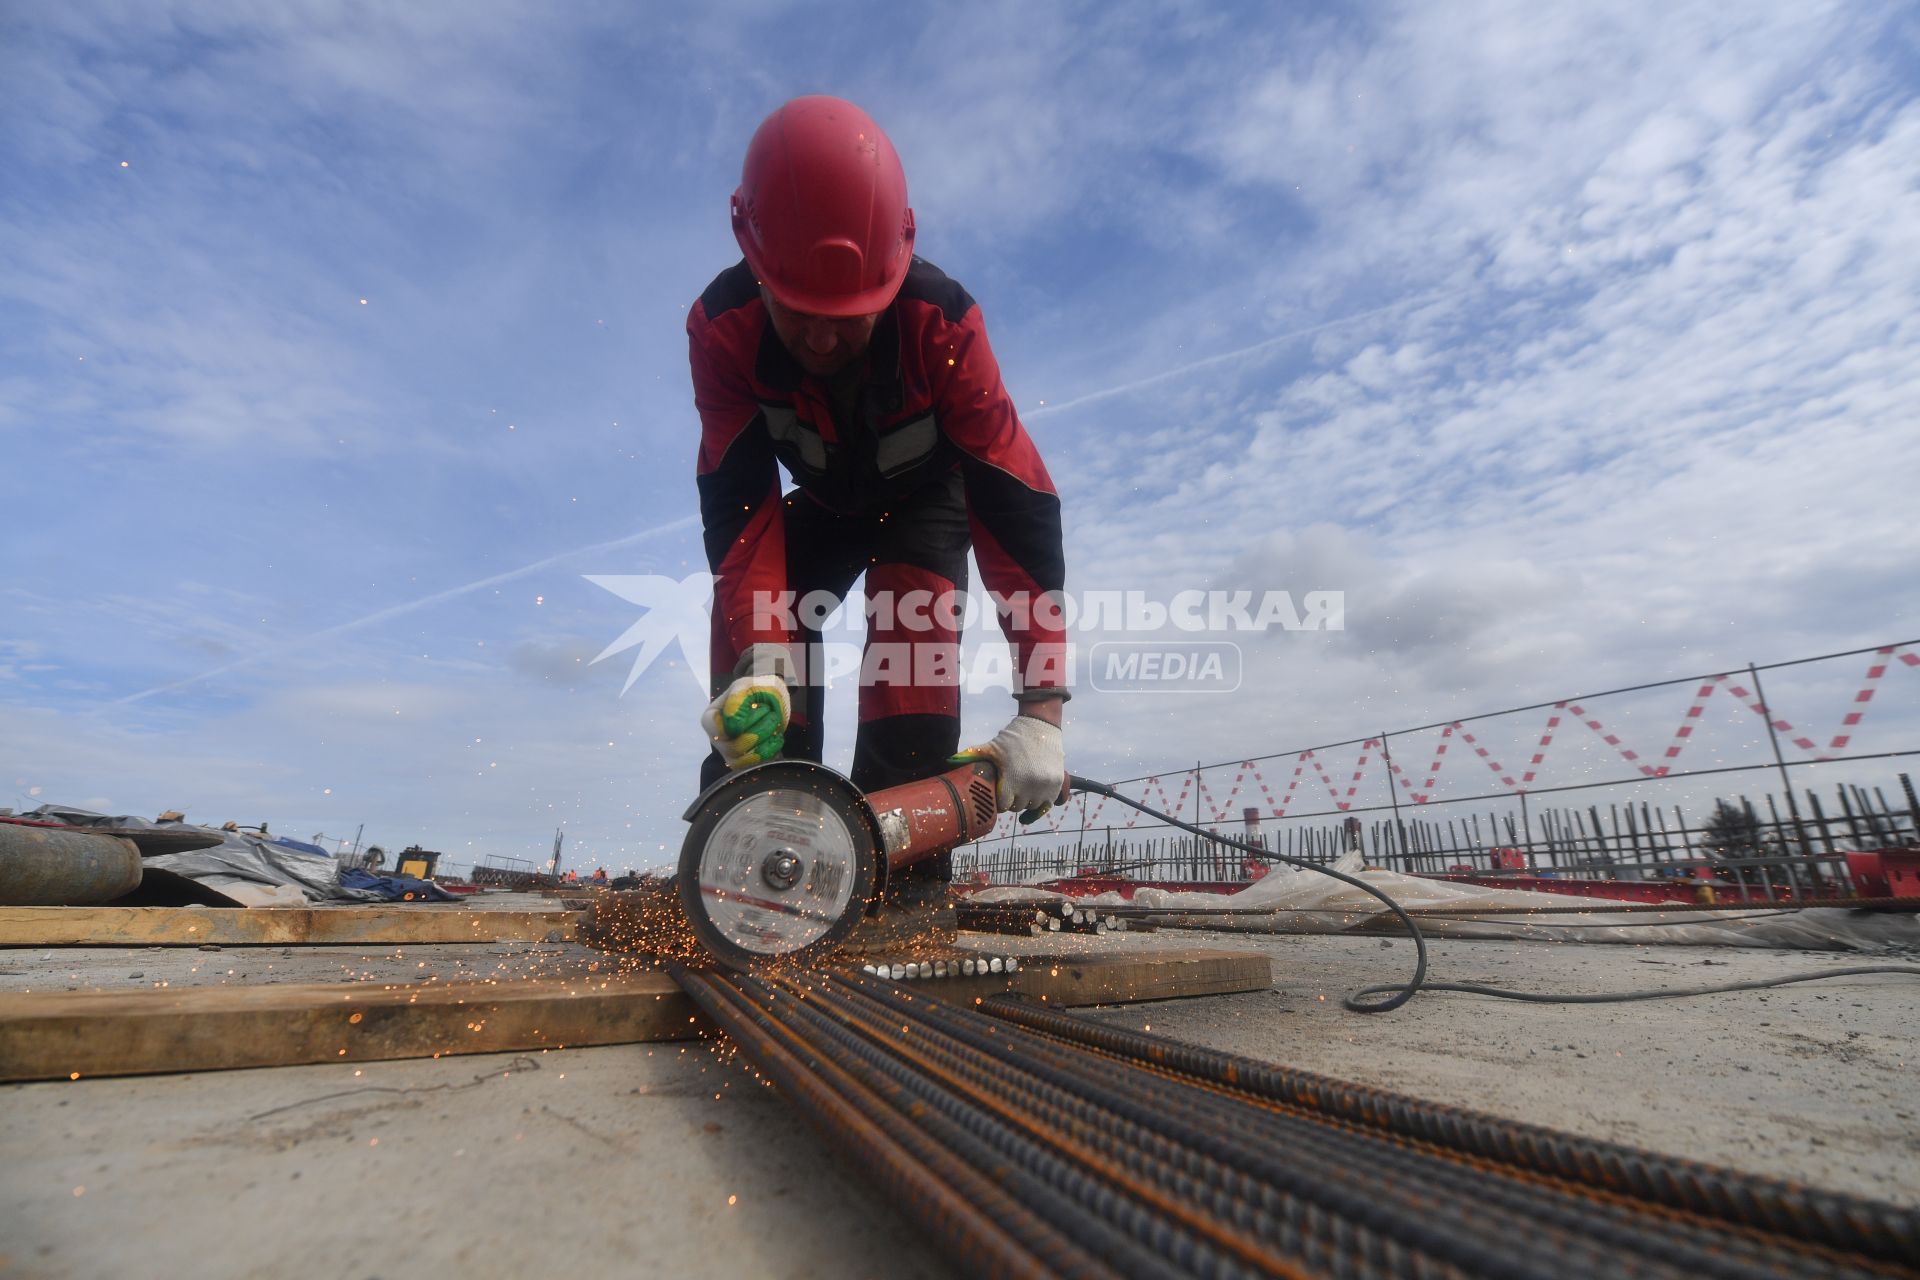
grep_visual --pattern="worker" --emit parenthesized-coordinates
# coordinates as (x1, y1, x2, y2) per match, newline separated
(689, 95, 1069, 912)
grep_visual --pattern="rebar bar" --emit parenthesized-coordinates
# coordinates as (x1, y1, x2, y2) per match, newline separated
(674, 966, 1916, 1279)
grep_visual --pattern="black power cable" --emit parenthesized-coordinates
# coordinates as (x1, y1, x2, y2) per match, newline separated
(1363, 965, 1920, 1005)
(1063, 774, 1920, 1013)
(1067, 774, 1426, 1012)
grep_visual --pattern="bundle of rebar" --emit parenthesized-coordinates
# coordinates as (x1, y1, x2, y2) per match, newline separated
(674, 965, 1917, 1280)
(857, 955, 1021, 981)
(957, 899, 1129, 937)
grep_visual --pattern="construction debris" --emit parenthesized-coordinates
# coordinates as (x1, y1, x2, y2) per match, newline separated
(970, 852, 1920, 950)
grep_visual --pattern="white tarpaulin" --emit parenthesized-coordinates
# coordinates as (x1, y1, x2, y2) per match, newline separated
(973, 854, 1920, 950)
(14, 804, 379, 906)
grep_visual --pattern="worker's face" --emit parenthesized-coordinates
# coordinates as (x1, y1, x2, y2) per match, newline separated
(761, 288, 881, 377)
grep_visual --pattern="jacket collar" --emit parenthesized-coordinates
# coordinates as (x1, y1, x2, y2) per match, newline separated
(754, 303, 905, 413)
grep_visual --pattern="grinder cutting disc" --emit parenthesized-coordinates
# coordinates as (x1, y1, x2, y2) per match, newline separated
(676, 760, 878, 968)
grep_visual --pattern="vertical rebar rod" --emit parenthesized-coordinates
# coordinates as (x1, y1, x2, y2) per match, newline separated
(1765, 793, 1802, 898)
(1379, 733, 1406, 871)
(1748, 663, 1813, 866)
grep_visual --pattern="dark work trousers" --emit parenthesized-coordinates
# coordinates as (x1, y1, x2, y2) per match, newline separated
(702, 469, 969, 887)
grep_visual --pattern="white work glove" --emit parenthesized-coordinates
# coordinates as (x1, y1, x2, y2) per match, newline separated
(701, 643, 796, 770)
(956, 715, 1065, 823)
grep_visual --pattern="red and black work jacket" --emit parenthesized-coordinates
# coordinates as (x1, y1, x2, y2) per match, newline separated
(689, 256, 1066, 693)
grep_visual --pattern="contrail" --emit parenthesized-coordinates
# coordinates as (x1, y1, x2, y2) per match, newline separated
(116, 289, 1459, 705)
(115, 512, 701, 705)
(1025, 286, 1469, 420)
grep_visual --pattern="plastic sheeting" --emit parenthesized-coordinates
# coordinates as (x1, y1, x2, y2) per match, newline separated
(13, 804, 380, 906)
(973, 853, 1920, 951)
(142, 830, 385, 906)
(338, 867, 457, 902)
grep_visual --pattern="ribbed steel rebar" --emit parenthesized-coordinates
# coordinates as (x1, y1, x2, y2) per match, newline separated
(909, 990, 1879, 1280)
(730, 971, 1271, 1280)
(833, 974, 1757, 1280)
(674, 969, 1114, 1279)
(792, 971, 1461, 1280)
(678, 967, 1918, 1280)
(974, 993, 1918, 1268)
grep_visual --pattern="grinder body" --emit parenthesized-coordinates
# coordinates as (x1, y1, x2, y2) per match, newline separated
(863, 759, 1002, 875)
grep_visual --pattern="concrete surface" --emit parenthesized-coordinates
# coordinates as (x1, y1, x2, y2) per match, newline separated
(3, 923, 1918, 1279)
(0, 1041, 953, 1280)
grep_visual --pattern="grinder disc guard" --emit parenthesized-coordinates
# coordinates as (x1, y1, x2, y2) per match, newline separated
(677, 761, 878, 967)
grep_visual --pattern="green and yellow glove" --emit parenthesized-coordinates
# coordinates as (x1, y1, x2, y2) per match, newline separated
(702, 643, 796, 770)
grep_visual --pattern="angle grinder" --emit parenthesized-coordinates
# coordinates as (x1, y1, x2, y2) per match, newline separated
(671, 759, 1440, 1012)
(676, 757, 1018, 968)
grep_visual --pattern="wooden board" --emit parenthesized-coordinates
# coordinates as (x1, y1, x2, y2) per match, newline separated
(0, 906, 583, 948)
(0, 971, 697, 1082)
(924, 947, 1270, 1008)
(0, 948, 1267, 1082)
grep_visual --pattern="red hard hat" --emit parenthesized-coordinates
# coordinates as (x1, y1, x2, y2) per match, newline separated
(732, 96, 916, 317)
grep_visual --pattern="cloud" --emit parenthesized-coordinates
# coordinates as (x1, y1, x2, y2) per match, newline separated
(507, 636, 605, 686)
(112, 515, 697, 704)
(265, 680, 470, 724)
(3, 0, 1916, 864)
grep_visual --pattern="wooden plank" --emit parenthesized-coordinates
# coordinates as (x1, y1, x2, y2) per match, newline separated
(0, 906, 583, 948)
(944, 947, 1271, 1007)
(0, 972, 703, 1082)
(0, 947, 1268, 1082)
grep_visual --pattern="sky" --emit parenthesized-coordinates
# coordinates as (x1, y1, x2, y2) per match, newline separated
(3, 1, 1917, 875)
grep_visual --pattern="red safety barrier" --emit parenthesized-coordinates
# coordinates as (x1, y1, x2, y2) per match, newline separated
(1843, 848, 1920, 898)
(979, 645, 1917, 838)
